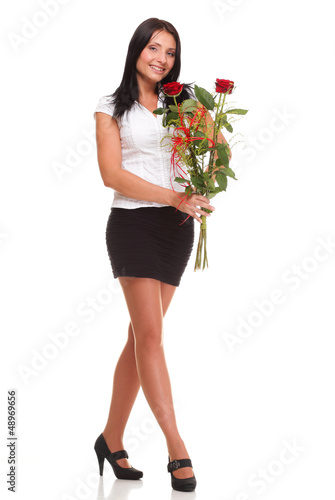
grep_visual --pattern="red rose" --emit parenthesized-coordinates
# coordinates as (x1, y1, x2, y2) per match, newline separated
(162, 82, 184, 97)
(215, 78, 234, 94)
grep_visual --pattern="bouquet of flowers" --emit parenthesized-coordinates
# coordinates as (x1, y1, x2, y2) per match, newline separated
(154, 79, 248, 271)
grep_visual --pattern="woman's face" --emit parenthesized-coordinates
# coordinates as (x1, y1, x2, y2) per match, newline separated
(136, 29, 177, 86)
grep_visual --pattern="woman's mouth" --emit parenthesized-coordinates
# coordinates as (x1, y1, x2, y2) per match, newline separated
(149, 65, 165, 73)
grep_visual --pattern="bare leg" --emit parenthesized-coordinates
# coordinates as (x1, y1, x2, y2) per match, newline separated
(116, 277, 193, 480)
(102, 279, 187, 473)
(102, 322, 140, 467)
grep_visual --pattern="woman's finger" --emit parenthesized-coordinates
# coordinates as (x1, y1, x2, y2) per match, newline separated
(188, 204, 212, 223)
(190, 196, 215, 212)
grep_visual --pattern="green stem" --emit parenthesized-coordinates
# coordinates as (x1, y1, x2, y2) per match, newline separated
(208, 93, 221, 169)
(208, 91, 227, 173)
(194, 215, 209, 271)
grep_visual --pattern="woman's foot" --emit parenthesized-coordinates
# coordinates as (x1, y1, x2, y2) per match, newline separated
(102, 431, 132, 468)
(167, 439, 194, 479)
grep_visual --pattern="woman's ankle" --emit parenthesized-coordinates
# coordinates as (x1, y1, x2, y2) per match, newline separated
(166, 437, 189, 459)
(102, 430, 124, 451)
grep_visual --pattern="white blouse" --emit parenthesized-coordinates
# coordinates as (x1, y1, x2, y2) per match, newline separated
(93, 95, 185, 209)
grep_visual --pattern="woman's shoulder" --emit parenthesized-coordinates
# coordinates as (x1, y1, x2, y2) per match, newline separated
(93, 95, 115, 120)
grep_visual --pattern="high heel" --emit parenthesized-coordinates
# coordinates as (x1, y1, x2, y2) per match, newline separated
(167, 455, 197, 492)
(94, 433, 143, 480)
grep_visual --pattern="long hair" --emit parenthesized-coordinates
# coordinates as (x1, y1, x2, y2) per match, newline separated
(108, 18, 195, 119)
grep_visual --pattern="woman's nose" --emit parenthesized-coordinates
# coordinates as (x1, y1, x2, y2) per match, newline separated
(156, 50, 167, 64)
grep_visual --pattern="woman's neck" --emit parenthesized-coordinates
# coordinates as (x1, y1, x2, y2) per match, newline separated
(137, 77, 160, 101)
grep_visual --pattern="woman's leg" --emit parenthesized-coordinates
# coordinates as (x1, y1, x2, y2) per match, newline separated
(102, 279, 182, 469)
(102, 322, 140, 467)
(115, 277, 193, 480)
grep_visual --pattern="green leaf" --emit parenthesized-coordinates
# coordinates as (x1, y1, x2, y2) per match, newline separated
(196, 140, 209, 150)
(207, 178, 216, 190)
(185, 185, 193, 196)
(165, 112, 179, 126)
(221, 166, 237, 180)
(168, 105, 179, 113)
(215, 157, 223, 167)
(194, 85, 215, 110)
(216, 172, 228, 191)
(217, 115, 227, 129)
(153, 108, 168, 115)
(217, 142, 229, 154)
(225, 108, 248, 115)
(181, 99, 198, 113)
(194, 131, 207, 141)
(216, 144, 229, 168)
(190, 175, 205, 189)
(208, 186, 223, 199)
(175, 177, 187, 184)
(191, 131, 208, 150)
(223, 122, 233, 133)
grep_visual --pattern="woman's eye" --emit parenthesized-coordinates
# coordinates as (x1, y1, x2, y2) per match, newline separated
(149, 46, 175, 57)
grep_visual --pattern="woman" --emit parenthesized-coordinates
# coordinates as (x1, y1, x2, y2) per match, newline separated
(93, 18, 216, 492)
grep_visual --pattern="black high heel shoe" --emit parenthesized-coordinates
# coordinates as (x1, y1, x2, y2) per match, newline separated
(94, 433, 143, 480)
(167, 455, 197, 492)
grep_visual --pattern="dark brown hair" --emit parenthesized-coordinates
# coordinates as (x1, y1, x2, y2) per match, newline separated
(109, 17, 194, 118)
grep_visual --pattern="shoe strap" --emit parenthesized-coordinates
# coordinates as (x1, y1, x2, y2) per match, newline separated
(167, 458, 193, 473)
(109, 449, 129, 461)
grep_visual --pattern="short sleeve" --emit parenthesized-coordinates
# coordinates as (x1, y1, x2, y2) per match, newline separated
(93, 95, 115, 120)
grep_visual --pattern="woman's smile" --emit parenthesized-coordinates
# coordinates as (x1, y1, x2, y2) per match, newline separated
(149, 64, 165, 73)
(136, 29, 176, 82)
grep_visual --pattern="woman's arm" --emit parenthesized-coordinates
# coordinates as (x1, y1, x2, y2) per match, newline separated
(95, 112, 215, 221)
(96, 112, 177, 206)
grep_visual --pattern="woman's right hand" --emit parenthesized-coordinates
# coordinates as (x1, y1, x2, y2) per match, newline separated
(172, 190, 216, 223)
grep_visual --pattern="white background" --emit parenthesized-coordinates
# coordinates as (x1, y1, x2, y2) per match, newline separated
(1, 0, 335, 499)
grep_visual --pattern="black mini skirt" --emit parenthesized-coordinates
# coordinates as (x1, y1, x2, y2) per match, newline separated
(105, 205, 195, 287)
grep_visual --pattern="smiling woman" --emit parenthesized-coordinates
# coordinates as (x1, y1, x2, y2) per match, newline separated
(104, 18, 193, 119)
(135, 30, 177, 112)
(136, 32, 176, 80)
(92, 17, 214, 493)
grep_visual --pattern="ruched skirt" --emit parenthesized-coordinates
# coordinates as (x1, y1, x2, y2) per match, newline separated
(105, 206, 195, 287)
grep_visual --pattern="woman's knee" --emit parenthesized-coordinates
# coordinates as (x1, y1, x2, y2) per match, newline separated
(133, 325, 163, 352)
(127, 321, 162, 351)
(119, 277, 164, 350)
